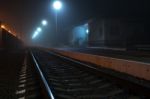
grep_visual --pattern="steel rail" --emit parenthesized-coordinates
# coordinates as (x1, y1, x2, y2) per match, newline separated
(30, 51, 55, 99)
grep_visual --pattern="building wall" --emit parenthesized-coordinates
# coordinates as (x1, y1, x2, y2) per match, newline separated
(88, 20, 105, 47)
(88, 18, 146, 48)
(1, 29, 23, 49)
(0, 21, 2, 47)
(104, 19, 126, 47)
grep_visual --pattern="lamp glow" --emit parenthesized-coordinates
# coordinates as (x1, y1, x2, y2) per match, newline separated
(32, 31, 39, 39)
(37, 27, 42, 32)
(1, 25, 5, 29)
(86, 29, 89, 34)
(53, 0, 62, 10)
(42, 20, 48, 26)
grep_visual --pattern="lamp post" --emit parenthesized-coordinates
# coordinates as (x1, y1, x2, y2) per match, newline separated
(52, 0, 62, 33)
(32, 20, 48, 39)
(32, 27, 42, 39)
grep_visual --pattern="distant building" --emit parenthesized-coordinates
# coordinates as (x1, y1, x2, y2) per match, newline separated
(68, 18, 149, 50)
(88, 18, 146, 49)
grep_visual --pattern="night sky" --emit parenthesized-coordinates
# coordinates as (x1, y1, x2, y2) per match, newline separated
(0, 0, 149, 44)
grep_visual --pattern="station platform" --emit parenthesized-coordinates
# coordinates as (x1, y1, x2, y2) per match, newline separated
(46, 47, 150, 82)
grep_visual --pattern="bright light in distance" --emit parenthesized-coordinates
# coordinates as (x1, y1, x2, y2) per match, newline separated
(32, 31, 39, 39)
(42, 20, 48, 26)
(86, 29, 89, 34)
(37, 27, 42, 32)
(53, 0, 62, 10)
(1, 25, 5, 29)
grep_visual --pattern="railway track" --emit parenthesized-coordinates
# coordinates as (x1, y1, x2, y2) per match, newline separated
(30, 49, 149, 99)
(0, 49, 149, 98)
(15, 54, 42, 99)
(0, 50, 42, 99)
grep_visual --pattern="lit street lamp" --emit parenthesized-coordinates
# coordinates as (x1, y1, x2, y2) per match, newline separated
(42, 20, 48, 26)
(53, 0, 62, 10)
(37, 27, 42, 32)
(52, 0, 62, 33)
(32, 19, 48, 40)
(32, 27, 42, 39)
(32, 31, 39, 39)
